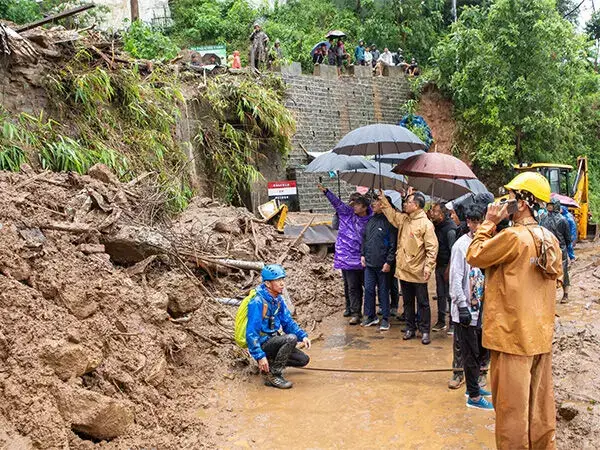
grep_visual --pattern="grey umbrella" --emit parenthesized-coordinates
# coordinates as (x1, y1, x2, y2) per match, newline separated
(305, 152, 371, 172)
(340, 162, 407, 191)
(375, 150, 425, 165)
(304, 152, 371, 196)
(407, 177, 488, 201)
(332, 124, 427, 156)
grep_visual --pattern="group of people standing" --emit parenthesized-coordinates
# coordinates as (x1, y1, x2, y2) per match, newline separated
(311, 39, 420, 77)
(320, 170, 567, 449)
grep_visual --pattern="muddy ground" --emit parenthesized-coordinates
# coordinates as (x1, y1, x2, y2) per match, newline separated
(0, 167, 342, 449)
(0, 166, 597, 448)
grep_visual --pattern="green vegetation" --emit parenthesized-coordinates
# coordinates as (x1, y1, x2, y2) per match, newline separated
(195, 74, 295, 204)
(0, 0, 107, 27)
(434, 0, 600, 213)
(169, 0, 449, 70)
(123, 21, 180, 61)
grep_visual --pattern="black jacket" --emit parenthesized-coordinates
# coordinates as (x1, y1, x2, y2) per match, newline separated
(540, 211, 571, 254)
(361, 213, 397, 268)
(434, 217, 457, 266)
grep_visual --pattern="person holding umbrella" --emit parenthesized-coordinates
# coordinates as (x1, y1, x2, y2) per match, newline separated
(318, 183, 372, 325)
(379, 190, 438, 344)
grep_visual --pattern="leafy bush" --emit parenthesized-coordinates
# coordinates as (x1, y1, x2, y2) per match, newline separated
(0, 0, 41, 24)
(196, 74, 295, 204)
(123, 21, 180, 61)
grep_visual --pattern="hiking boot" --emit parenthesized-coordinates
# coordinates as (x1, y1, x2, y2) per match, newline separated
(432, 320, 447, 332)
(343, 309, 351, 317)
(465, 388, 492, 398)
(478, 373, 488, 388)
(379, 318, 390, 331)
(361, 316, 379, 327)
(448, 373, 464, 389)
(447, 323, 455, 335)
(402, 330, 415, 340)
(421, 332, 431, 345)
(466, 396, 494, 411)
(264, 373, 293, 389)
(349, 316, 360, 325)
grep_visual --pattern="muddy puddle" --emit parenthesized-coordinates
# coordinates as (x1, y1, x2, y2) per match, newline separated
(205, 314, 496, 449)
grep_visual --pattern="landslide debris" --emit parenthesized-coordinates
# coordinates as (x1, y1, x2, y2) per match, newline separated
(0, 165, 342, 448)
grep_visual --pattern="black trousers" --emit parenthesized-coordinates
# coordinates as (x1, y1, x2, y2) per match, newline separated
(435, 265, 450, 322)
(342, 269, 364, 317)
(261, 334, 310, 376)
(455, 325, 484, 398)
(399, 280, 430, 333)
(452, 321, 463, 376)
(388, 267, 400, 310)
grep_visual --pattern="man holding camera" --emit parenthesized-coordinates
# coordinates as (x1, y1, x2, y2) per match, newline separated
(466, 172, 563, 449)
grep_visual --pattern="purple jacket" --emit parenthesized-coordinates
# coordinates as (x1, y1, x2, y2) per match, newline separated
(325, 190, 373, 270)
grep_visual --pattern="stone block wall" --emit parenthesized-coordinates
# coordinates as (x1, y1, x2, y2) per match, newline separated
(281, 72, 411, 211)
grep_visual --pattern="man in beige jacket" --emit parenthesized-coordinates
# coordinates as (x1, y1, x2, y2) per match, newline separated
(380, 191, 438, 345)
(466, 172, 562, 449)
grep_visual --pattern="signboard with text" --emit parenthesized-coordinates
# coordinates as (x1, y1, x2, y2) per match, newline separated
(268, 180, 298, 210)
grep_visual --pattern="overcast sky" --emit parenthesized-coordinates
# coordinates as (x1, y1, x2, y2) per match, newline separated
(578, 0, 596, 29)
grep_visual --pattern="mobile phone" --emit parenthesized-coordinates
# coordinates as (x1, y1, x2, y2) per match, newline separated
(500, 198, 518, 215)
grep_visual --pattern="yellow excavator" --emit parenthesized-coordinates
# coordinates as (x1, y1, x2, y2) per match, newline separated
(513, 156, 597, 240)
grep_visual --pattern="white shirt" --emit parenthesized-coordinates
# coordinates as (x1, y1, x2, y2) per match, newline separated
(378, 51, 393, 66)
(449, 233, 481, 326)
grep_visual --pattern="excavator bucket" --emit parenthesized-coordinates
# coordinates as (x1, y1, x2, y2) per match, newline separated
(257, 199, 288, 232)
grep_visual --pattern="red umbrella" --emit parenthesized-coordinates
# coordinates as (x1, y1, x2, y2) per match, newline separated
(392, 153, 477, 179)
(551, 193, 580, 208)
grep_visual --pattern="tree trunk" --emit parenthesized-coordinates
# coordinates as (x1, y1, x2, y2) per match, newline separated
(515, 127, 523, 163)
(130, 0, 139, 22)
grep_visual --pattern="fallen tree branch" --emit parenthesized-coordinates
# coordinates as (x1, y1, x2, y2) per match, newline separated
(277, 218, 314, 265)
(39, 222, 94, 233)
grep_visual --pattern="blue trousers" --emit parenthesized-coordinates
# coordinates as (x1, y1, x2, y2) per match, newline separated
(364, 266, 390, 319)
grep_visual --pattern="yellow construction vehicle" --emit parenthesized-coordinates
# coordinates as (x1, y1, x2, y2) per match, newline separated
(513, 156, 597, 240)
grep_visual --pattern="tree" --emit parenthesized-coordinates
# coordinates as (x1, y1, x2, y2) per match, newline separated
(434, 0, 593, 169)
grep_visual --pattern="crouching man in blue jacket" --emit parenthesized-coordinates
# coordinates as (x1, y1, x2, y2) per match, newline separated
(246, 264, 311, 389)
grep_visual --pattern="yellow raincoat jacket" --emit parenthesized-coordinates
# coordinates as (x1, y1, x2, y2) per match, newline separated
(466, 219, 563, 356)
(382, 205, 438, 284)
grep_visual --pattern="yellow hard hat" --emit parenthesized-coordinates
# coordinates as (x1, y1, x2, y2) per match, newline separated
(504, 171, 551, 203)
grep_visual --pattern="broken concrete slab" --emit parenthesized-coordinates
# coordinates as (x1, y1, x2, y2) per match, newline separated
(100, 225, 172, 265)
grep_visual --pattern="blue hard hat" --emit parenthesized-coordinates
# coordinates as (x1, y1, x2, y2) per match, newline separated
(262, 264, 286, 281)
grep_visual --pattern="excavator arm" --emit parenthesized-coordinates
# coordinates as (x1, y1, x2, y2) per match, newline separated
(572, 156, 597, 241)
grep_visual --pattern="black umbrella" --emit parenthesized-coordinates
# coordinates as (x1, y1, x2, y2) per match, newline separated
(332, 124, 427, 156)
(332, 124, 427, 189)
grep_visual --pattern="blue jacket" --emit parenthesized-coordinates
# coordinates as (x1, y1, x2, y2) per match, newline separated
(561, 206, 577, 243)
(246, 284, 307, 361)
(354, 45, 365, 61)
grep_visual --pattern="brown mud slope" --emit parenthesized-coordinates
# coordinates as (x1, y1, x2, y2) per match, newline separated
(554, 242, 600, 448)
(417, 85, 457, 156)
(0, 166, 342, 449)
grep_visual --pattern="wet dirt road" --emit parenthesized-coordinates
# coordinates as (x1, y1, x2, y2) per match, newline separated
(206, 314, 496, 449)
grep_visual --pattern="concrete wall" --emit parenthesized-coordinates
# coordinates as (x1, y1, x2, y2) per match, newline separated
(95, 0, 171, 30)
(280, 72, 411, 212)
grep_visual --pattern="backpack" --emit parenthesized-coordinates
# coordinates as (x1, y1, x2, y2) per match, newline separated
(234, 289, 274, 348)
(526, 226, 562, 281)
